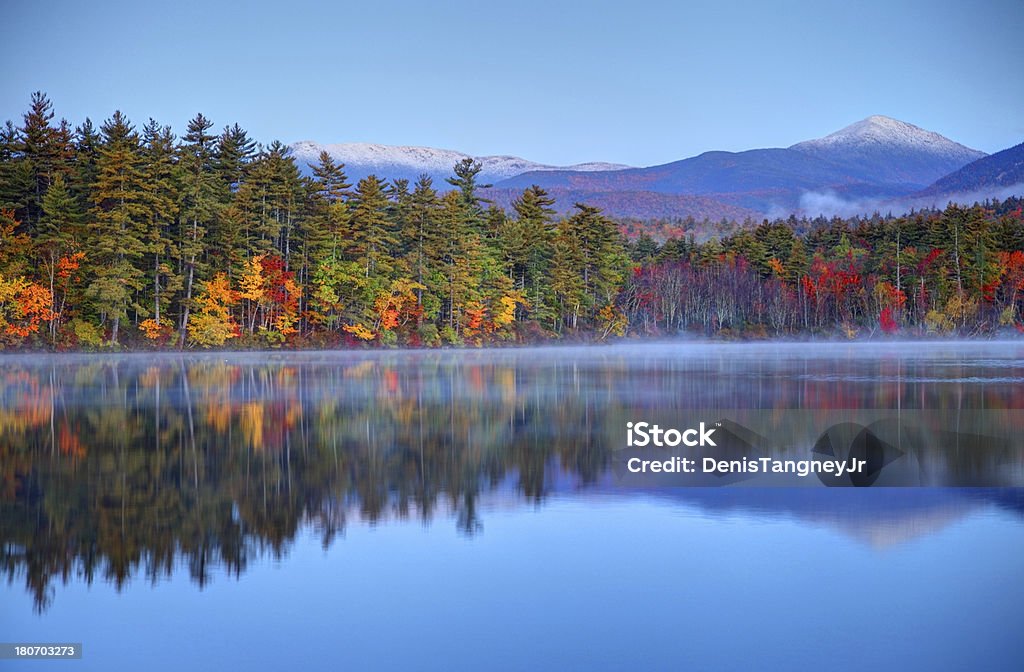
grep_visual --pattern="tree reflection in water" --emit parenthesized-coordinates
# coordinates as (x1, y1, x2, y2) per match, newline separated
(2, 346, 1023, 611)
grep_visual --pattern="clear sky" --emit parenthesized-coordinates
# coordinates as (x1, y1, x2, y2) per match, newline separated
(2, 0, 1021, 167)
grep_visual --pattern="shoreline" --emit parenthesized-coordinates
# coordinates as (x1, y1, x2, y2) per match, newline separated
(2, 336, 1023, 360)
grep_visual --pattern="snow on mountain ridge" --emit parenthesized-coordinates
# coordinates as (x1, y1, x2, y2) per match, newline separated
(791, 115, 982, 158)
(289, 140, 631, 181)
(787, 115, 986, 188)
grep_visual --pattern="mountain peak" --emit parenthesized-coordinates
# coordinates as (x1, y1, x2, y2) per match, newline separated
(792, 115, 978, 153)
(789, 116, 986, 188)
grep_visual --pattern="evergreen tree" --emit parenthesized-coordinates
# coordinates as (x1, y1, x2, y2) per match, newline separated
(435, 190, 483, 335)
(349, 175, 396, 282)
(446, 157, 491, 228)
(406, 174, 440, 314)
(551, 204, 626, 330)
(506, 185, 556, 321)
(307, 150, 351, 263)
(19, 92, 63, 230)
(177, 113, 220, 344)
(72, 119, 102, 211)
(38, 173, 81, 340)
(209, 123, 258, 275)
(140, 119, 181, 329)
(216, 123, 257, 194)
(0, 121, 29, 213)
(86, 111, 148, 344)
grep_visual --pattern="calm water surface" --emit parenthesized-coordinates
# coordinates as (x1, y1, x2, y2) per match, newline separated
(1, 342, 1023, 670)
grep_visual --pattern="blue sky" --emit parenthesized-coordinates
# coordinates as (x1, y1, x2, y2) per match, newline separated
(2, 0, 1021, 166)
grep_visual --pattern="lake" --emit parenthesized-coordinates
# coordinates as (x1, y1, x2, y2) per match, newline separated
(2, 342, 1023, 670)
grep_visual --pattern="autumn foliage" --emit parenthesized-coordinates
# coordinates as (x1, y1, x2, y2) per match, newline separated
(1, 92, 1022, 349)
(0, 275, 54, 346)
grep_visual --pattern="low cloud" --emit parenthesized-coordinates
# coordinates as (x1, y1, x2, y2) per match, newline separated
(795, 183, 1024, 219)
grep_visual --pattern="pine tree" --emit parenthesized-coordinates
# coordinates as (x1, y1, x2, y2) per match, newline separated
(349, 175, 397, 282)
(506, 185, 556, 321)
(209, 123, 257, 275)
(0, 121, 29, 213)
(406, 175, 440, 313)
(307, 150, 351, 263)
(551, 204, 626, 330)
(962, 204, 999, 300)
(177, 113, 220, 345)
(19, 92, 61, 230)
(38, 173, 81, 340)
(140, 119, 181, 330)
(216, 123, 257, 194)
(446, 157, 491, 228)
(72, 119, 101, 211)
(435, 190, 483, 335)
(267, 141, 305, 265)
(386, 177, 412, 261)
(86, 111, 148, 344)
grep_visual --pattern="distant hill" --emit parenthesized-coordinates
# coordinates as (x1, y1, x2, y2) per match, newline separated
(919, 141, 1024, 196)
(289, 140, 629, 186)
(492, 149, 860, 195)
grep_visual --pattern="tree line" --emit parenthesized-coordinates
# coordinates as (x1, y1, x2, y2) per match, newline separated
(623, 201, 1024, 337)
(0, 92, 1022, 349)
(0, 93, 626, 349)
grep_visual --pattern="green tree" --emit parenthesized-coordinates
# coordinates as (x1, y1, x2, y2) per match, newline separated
(38, 173, 81, 340)
(86, 111, 148, 344)
(140, 119, 181, 330)
(405, 175, 440, 313)
(446, 157, 491, 222)
(506, 185, 556, 322)
(215, 123, 256, 194)
(177, 113, 220, 345)
(349, 175, 396, 281)
(307, 150, 351, 264)
(19, 92, 73, 231)
(551, 204, 626, 331)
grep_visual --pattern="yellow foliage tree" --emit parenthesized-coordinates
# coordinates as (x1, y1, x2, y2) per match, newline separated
(373, 278, 426, 333)
(343, 323, 376, 341)
(493, 290, 529, 330)
(597, 303, 628, 339)
(187, 273, 239, 348)
(238, 254, 266, 333)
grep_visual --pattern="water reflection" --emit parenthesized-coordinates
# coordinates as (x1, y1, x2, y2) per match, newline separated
(2, 343, 1023, 612)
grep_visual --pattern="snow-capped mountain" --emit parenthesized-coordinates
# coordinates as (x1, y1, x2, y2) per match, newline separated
(790, 115, 985, 188)
(291, 117, 996, 220)
(289, 140, 630, 186)
(492, 115, 988, 216)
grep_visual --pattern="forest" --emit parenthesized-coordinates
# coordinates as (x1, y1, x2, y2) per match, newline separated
(1, 92, 1023, 350)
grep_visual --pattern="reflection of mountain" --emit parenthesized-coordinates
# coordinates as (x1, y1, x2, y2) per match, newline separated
(591, 487, 1004, 549)
(2, 348, 1024, 612)
(263, 478, 1013, 551)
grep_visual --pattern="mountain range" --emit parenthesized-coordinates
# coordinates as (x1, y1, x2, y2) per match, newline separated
(289, 140, 629, 186)
(290, 117, 1021, 221)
